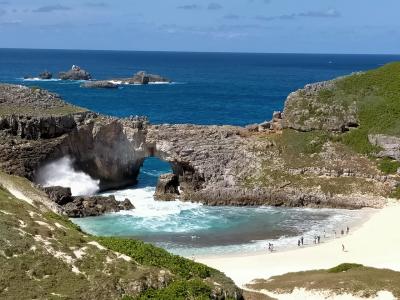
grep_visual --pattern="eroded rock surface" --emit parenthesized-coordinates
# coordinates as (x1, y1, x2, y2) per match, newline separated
(154, 173, 180, 201)
(0, 83, 397, 209)
(113, 71, 171, 85)
(282, 80, 359, 132)
(59, 65, 92, 80)
(42, 186, 135, 217)
(81, 80, 119, 89)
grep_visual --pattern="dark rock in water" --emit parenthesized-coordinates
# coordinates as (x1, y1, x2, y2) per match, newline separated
(81, 80, 118, 89)
(131, 71, 150, 84)
(154, 173, 180, 201)
(43, 186, 72, 205)
(42, 185, 134, 217)
(39, 71, 53, 80)
(59, 65, 91, 80)
(112, 71, 171, 85)
(64, 195, 119, 217)
(120, 198, 135, 210)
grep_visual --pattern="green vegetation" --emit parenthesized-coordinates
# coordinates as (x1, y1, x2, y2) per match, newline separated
(390, 186, 400, 199)
(43, 211, 82, 231)
(0, 180, 239, 299)
(136, 279, 212, 300)
(247, 264, 400, 298)
(330, 63, 400, 154)
(378, 158, 400, 174)
(97, 237, 211, 279)
(327, 263, 363, 273)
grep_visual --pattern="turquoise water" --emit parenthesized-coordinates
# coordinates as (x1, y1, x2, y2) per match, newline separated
(72, 158, 368, 256)
(1, 49, 385, 255)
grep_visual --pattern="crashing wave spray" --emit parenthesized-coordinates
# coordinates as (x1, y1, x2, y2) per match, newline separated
(36, 156, 100, 196)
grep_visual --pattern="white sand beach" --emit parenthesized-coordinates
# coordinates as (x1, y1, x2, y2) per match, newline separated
(197, 201, 400, 288)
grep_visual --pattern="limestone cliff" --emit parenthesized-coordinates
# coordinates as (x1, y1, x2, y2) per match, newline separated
(1, 63, 400, 210)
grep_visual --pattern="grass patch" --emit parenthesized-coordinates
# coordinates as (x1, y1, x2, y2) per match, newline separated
(378, 158, 400, 174)
(135, 279, 212, 300)
(43, 211, 82, 232)
(390, 186, 400, 199)
(247, 264, 400, 298)
(327, 62, 400, 154)
(97, 237, 211, 280)
(328, 263, 363, 273)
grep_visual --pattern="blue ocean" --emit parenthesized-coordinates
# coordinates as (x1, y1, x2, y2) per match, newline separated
(1, 49, 397, 255)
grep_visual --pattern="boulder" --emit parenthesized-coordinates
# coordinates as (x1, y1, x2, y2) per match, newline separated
(81, 81, 118, 89)
(120, 198, 135, 210)
(59, 65, 91, 80)
(43, 186, 73, 205)
(154, 173, 180, 201)
(64, 195, 120, 217)
(39, 71, 53, 80)
(368, 134, 400, 161)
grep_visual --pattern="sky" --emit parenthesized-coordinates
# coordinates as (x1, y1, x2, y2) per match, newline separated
(0, 0, 399, 54)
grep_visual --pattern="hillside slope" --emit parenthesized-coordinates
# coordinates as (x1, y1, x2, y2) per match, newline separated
(0, 172, 241, 300)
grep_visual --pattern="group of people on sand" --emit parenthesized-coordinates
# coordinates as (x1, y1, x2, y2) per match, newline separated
(267, 226, 351, 253)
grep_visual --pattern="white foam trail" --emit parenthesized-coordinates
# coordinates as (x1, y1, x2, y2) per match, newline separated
(104, 186, 201, 219)
(36, 157, 100, 196)
(22, 78, 61, 82)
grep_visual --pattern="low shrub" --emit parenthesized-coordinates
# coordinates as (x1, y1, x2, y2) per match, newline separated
(97, 237, 212, 279)
(328, 263, 363, 273)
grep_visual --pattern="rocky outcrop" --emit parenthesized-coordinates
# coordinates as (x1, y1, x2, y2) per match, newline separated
(81, 81, 119, 89)
(59, 65, 91, 80)
(282, 80, 359, 132)
(0, 114, 78, 140)
(39, 71, 52, 80)
(154, 173, 180, 201)
(247, 111, 283, 133)
(0, 83, 397, 209)
(42, 185, 135, 217)
(113, 71, 171, 85)
(369, 134, 400, 161)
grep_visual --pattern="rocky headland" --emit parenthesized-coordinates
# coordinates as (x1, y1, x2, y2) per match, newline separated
(2, 63, 400, 214)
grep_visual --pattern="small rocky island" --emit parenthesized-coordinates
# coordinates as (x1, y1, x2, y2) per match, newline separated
(59, 65, 92, 80)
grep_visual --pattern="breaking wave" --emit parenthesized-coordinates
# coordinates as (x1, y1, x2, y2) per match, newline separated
(35, 156, 100, 196)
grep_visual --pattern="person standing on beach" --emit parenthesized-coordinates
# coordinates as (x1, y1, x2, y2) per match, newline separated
(301, 236, 304, 245)
(298, 239, 301, 247)
(317, 236, 321, 244)
(342, 244, 345, 252)
(346, 226, 350, 234)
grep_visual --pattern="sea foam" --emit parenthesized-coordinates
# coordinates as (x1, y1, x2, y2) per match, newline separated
(35, 156, 100, 196)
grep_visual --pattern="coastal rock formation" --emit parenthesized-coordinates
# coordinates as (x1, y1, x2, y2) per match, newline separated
(282, 80, 359, 132)
(113, 71, 171, 85)
(154, 173, 180, 201)
(369, 134, 400, 161)
(59, 65, 92, 80)
(81, 80, 119, 89)
(43, 185, 135, 217)
(39, 71, 52, 80)
(1, 66, 399, 210)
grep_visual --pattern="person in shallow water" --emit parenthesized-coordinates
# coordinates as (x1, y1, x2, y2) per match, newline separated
(297, 239, 301, 247)
(301, 236, 304, 245)
(347, 226, 350, 234)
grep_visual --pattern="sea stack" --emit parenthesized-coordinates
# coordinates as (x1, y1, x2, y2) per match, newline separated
(59, 65, 92, 80)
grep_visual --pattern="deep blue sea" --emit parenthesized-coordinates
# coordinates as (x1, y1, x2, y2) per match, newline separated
(1, 49, 395, 255)
(1, 49, 399, 125)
